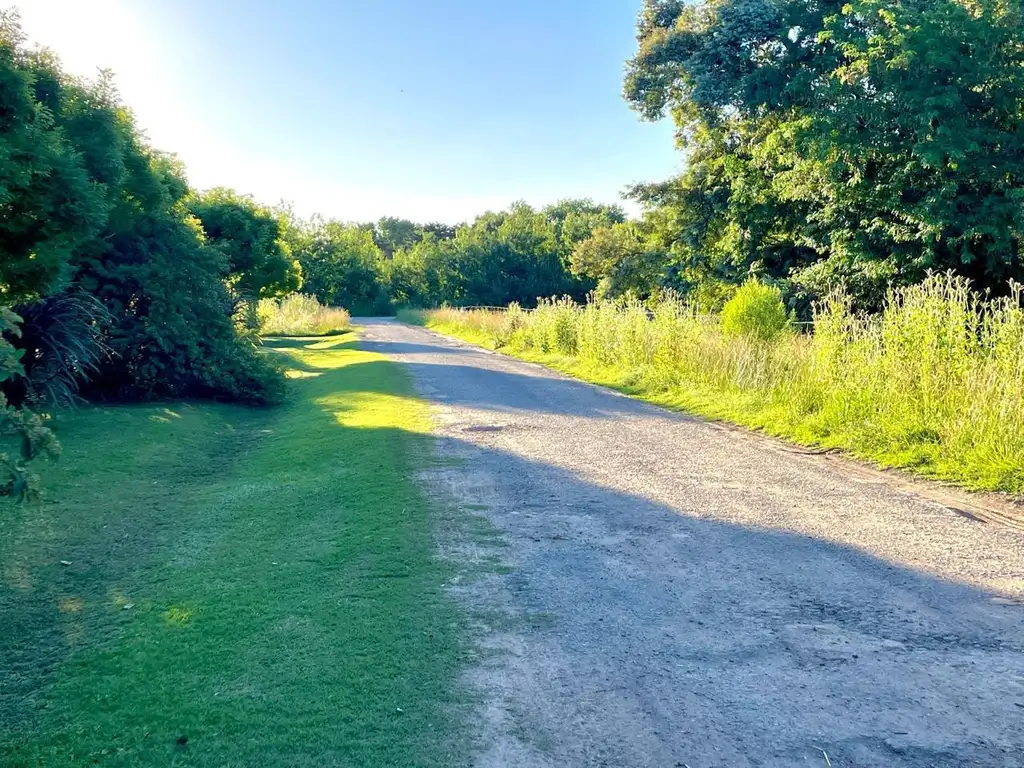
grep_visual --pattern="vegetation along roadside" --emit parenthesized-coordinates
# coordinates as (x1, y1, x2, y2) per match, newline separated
(400, 273, 1024, 497)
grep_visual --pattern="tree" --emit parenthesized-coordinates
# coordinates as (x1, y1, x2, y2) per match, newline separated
(189, 188, 301, 299)
(624, 0, 1024, 306)
(293, 219, 389, 314)
(543, 199, 626, 257)
(452, 202, 585, 306)
(373, 217, 420, 258)
(0, 13, 106, 303)
(419, 222, 456, 241)
(571, 223, 664, 299)
(70, 139, 284, 404)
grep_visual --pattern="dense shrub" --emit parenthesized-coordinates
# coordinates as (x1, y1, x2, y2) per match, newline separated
(720, 281, 790, 341)
(76, 211, 285, 406)
(0, 15, 285, 410)
(0, 310, 60, 500)
(258, 294, 350, 336)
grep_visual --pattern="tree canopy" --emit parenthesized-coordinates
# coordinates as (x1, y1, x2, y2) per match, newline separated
(189, 188, 302, 299)
(620, 0, 1024, 307)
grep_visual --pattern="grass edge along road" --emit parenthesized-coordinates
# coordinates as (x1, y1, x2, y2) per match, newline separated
(1, 333, 469, 767)
(400, 283, 1024, 498)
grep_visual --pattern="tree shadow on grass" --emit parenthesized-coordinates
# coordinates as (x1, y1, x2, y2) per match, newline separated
(262, 333, 355, 350)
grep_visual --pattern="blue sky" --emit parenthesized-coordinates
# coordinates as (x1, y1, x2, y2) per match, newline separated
(18, 1, 680, 223)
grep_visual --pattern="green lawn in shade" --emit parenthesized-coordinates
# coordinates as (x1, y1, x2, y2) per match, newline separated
(1, 333, 467, 767)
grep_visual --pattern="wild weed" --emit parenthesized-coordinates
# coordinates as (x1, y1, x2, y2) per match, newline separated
(258, 294, 351, 336)
(413, 273, 1024, 493)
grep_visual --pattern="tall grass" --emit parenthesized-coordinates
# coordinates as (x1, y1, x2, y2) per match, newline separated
(407, 275, 1024, 494)
(258, 294, 351, 336)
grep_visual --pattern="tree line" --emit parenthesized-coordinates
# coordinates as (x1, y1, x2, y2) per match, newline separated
(279, 201, 625, 315)
(281, 0, 1024, 315)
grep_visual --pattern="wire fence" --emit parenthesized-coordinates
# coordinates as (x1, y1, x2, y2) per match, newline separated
(446, 304, 816, 329)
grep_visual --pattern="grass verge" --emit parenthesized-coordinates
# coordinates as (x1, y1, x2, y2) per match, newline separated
(1, 333, 466, 767)
(257, 294, 351, 336)
(401, 275, 1024, 496)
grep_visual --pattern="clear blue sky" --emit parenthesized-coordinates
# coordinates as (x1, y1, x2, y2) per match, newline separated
(20, 0, 681, 223)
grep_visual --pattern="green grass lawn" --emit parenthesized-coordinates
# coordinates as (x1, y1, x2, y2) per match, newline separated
(0, 334, 467, 767)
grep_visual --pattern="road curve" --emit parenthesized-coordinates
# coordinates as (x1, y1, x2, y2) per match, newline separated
(357, 318, 1024, 768)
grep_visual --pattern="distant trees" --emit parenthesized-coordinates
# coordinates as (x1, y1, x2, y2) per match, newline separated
(618, 0, 1024, 309)
(284, 200, 626, 311)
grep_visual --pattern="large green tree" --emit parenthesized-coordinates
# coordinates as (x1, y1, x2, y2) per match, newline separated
(625, 0, 1024, 305)
(0, 15, 106, 303)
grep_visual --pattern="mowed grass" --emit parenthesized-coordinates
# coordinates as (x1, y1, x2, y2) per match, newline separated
(1, 333, 466, 767)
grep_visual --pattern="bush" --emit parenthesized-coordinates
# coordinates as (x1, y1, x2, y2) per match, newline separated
(0, 309, 60, 500)
(8, 290, 111, 407)
(257, 294, 351, 336)
(720, 281, 790, 341)
(77, 211, 286, 406)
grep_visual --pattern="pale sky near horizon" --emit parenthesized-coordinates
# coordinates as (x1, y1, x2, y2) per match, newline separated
(15, 0, 681, 224)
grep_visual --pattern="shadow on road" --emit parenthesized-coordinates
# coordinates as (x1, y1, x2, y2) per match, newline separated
(337, 336, 1024, 766)
(10, 334, 1013, 766)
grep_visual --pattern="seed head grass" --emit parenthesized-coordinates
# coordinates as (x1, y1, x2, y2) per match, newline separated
(258, 293, 351, 336)
(406, 274, 1024, 494)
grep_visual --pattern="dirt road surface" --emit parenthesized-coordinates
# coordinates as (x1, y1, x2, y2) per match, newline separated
(357, 318, 1024, 768)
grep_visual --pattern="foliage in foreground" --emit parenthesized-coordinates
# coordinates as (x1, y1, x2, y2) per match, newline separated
(257, 293, 351, 336)
(410, 274, 1024, 494)
(0, 309, 59, 500)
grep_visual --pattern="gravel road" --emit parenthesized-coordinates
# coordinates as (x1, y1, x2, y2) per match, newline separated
(357, 318, 1024, 768)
